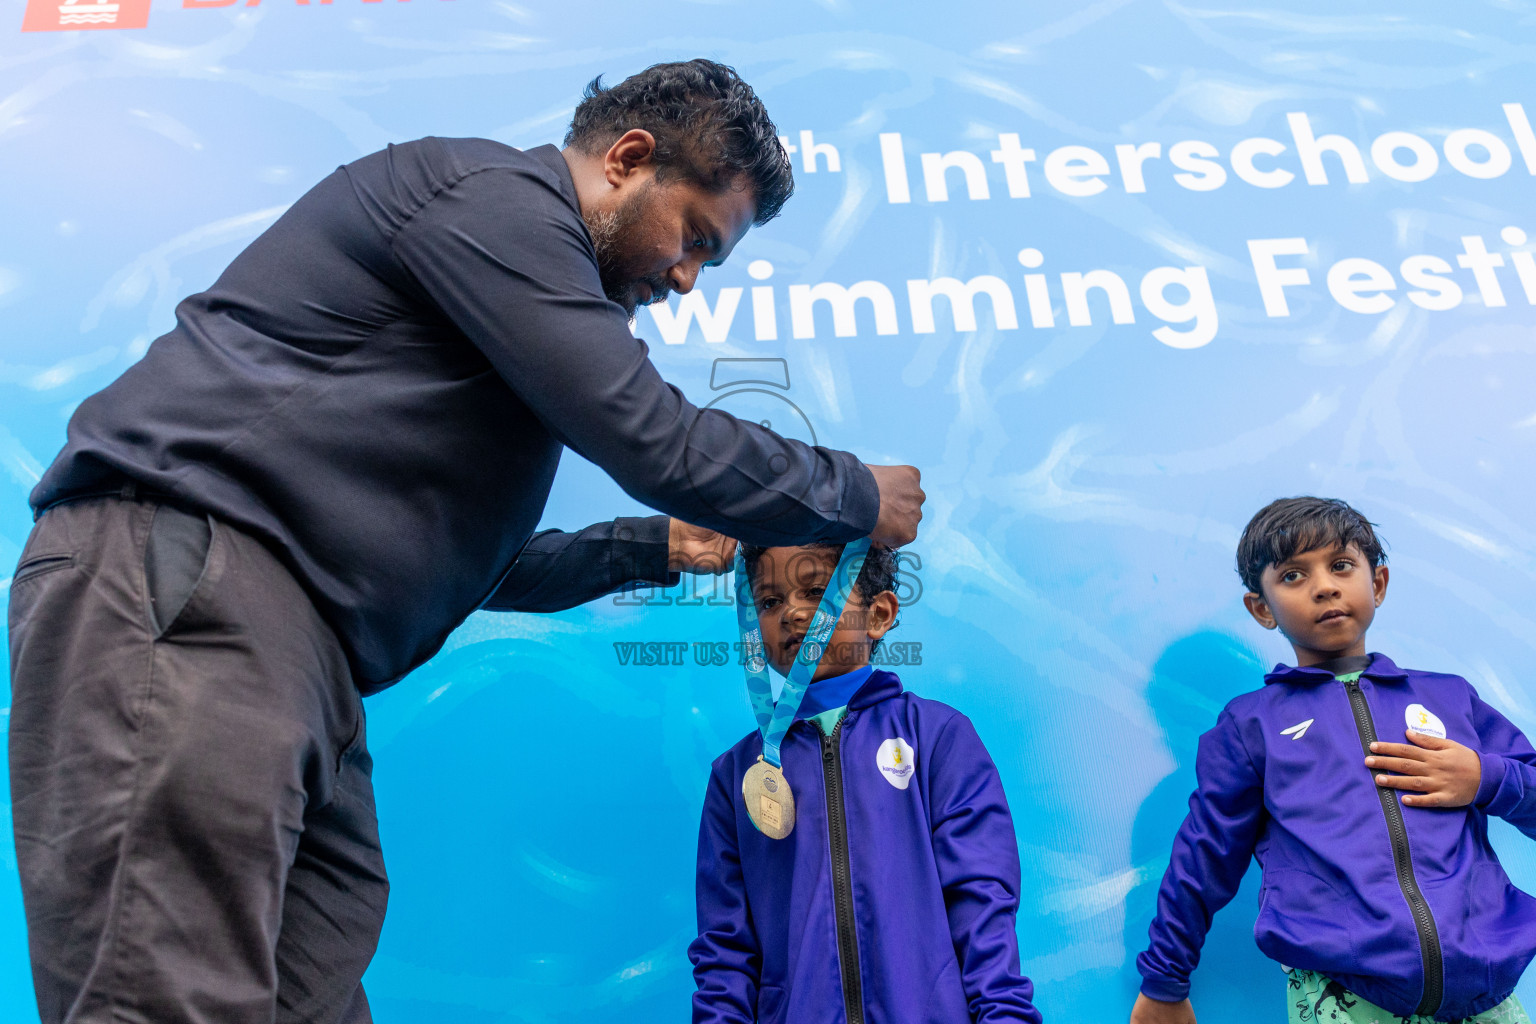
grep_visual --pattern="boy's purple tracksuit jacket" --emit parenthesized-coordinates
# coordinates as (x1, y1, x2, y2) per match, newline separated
(689, 670, 1042, 1023)
(1139, 653, 1536, 1020)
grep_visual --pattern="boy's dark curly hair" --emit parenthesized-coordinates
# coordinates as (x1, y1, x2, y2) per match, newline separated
(1236, 496, 1387, 595)
(740, 542, 899, 603)
(564, 58, 794, 225)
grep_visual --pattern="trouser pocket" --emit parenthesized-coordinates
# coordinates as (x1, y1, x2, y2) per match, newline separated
(11, 553, 75, 586)
(145, 503, 213, 637)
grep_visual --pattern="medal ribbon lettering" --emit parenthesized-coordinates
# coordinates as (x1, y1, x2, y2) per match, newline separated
(734, 538, 873, 768)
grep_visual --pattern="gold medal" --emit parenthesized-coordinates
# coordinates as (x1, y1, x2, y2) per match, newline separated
(742, 756, 796, 839)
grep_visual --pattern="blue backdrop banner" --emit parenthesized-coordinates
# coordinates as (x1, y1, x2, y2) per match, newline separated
(3, 2, 1535, 1021)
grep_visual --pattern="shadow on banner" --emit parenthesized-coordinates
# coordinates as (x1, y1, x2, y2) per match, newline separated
(1122, 632, 1281, 1019)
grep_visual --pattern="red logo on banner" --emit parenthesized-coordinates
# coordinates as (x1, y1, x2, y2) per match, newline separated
(22, 0, 151, 31)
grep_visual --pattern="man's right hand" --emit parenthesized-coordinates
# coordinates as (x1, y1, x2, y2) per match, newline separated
(1130, 994, 1196, 1024)
(866, 464, 924, 548)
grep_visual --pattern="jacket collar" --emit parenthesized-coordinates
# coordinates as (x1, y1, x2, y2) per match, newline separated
(795, 666, 874, 720)
(1264, 651, 1409, 686)
(848, 669, 904, 710)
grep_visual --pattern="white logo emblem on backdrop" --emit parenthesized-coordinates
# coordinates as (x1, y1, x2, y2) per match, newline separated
(876, 737, 917, 790)
(1405, 703, 1447, 740)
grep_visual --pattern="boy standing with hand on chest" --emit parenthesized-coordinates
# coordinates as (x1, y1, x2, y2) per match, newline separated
(690, 541, 1041, 1023)
(1132, 497, 1536, 1024)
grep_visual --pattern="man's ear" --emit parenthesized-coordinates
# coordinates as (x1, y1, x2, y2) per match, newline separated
(1372, 564, 1389, 608)
(1243, 591, 1278, 630)
(603, 129, 658, 187)
(863, 592, 900, 641)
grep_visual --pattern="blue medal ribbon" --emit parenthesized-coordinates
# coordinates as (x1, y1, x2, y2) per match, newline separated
(733, 538, 872, 769)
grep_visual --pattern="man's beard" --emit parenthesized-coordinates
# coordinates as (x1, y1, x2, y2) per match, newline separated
(585, 182, 671, 318)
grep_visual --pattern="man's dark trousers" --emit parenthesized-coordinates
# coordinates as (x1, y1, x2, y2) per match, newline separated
(7, 491, 387, 1024)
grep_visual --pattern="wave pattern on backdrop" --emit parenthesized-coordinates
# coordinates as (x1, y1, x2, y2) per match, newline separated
(2, 2, 1535, 1021)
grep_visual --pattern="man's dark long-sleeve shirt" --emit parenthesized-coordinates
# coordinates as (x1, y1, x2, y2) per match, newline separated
(32, 138, 879, 692)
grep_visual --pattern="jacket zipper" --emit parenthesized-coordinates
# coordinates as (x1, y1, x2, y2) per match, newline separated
(821, 718, 865, 1024)
(1342, 676, 1443, 1016)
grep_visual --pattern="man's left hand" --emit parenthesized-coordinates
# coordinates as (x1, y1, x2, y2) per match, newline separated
(1366, 731, 1482, 808)
(668, 519, 737, 574)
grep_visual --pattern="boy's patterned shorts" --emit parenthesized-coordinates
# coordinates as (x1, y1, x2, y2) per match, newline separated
(1287, 970, 1531, 1024)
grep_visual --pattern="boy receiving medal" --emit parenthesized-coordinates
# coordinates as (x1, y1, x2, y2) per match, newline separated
(689, 542, 1043, 1023)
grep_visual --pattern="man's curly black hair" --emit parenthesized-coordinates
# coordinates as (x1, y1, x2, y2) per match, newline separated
(1236, 496, 1387, 595)
(564, 58, 795, 225)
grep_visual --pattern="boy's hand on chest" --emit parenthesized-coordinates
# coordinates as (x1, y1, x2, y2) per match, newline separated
(1364, 730, 1482, 808)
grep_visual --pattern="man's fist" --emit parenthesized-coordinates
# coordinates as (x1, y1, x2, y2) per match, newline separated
(867, 464, 924, 548)
(1130, 994, 1196, 1024)
(667, 519, 737, 574)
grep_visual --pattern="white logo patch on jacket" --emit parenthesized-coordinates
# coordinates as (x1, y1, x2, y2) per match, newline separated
(1280, 718, 1314, 741)
(877, 738, 917, 790)
(1405, 703, 1447, 739)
